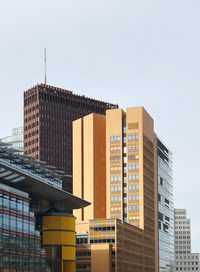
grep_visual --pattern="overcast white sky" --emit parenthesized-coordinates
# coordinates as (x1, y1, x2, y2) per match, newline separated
(0, 0, 200, 251)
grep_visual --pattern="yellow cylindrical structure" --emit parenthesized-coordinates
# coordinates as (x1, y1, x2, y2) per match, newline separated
(43, 213, 76, 272)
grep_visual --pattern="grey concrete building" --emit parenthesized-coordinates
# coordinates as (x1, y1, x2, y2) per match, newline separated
(174, 209, 200, 271)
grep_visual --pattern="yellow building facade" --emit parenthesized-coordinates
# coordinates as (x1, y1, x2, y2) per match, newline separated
(73, 107, 158, 272)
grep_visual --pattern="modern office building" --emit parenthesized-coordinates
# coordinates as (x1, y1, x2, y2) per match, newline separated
(0, 182, 48, 272)
(174, 209, 200, 272)
(76, 218, 157, 272)
(157, 138, 174, 272)
(0, 127, 23, 153)
(24, 83, 118, 192)
(0, 142, 90, 272)
(73, 107, 159, 272)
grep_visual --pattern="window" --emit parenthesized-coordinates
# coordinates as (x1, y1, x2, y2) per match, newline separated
(128, 174, 139, 180)
(128, 205, 139, 211)
(110, 186, 121, 192)
(110, 156, 121, 163)
(128, 134, 139, 140)
(111, 196, 121, 202)
(128, 145, 138, 150)
(128, 195, 139, 201)
(128, 164, 139, 170)
(128, 184, 139, 191)
(110, 136, 120, 142)
(110, 176, 121, 182)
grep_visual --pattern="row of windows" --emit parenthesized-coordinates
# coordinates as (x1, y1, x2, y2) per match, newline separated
(40, 121, 72, 132)
(128, 174, 139, 180)
(128, 164, 139, 170)
(40, 137, 71, 146)
(176, 251, 193, 254)
(24, 121, 39, 131)
(176, 262, 198, 265)
(128, 134, 139, 140)
(40, 154, 71, 164)
(175, 216, 187, 220)
(128, 194, 139, 201)
(175, 246, 191, 249)
(176, 256, 199, 260)
(24, 138, 39, 147)
(110, 136, 120, 142)
(110, 134, 139, 142)
(24, 129, 39, 139)
(38, 91, 108, 113)
(39, 104, 92, 116)
(0, 213, 35, 234)
(24, 93, 37, 106)
(175, 241, 190, 244)
(175, 231, 190, 234)
(175, 236, 190, 239)
(128, 145, 139, 150)
(110, 196, 121, 202)
(128, 154, 139, 161)
(90, 226, 115, 232)
(110, 186, 121, 192)
(128, 205, 139, 211)
(175, 226, 190, 229)
(24, 104, 39, 115)
(40, 112, 75, 121)
(175, 220, 190, 225)
(40, 130, 71, 139)
(176, 267, 198, 271)
(40, 146, 72, 155)
(90, 238, 115, 244)
(1, 253, 46, 271)
(0, 232, 41, 252)
(110, 156, 120, 163)
(110, 176, 121, 182)
(0, 194, 29, 214)
(128, 184, 139, 190)
(24, 112, 39, 122)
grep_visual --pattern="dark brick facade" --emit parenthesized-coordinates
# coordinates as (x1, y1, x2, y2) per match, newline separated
(24, 84, 118, 193)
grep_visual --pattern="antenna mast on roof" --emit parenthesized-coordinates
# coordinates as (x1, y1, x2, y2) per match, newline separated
(44, 47, 47, 85)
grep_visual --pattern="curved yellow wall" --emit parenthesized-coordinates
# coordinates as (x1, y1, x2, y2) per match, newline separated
(43, 215, 76, 272)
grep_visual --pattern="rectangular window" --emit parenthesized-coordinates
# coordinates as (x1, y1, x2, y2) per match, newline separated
(128, 205, 139, 211)
(110, 136, 120, 142)
(128, 164, 139, 170)
(128, 134, 139, 141)
(128, 174, 139, 180)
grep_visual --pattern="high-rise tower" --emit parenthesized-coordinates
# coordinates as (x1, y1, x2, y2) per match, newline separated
(73, 107, 159, 272)
(174, 209, 200, 272)
(24, 83, 118, 192)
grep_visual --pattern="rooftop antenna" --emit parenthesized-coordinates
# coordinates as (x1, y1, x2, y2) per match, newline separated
(44, 47, 47, 85)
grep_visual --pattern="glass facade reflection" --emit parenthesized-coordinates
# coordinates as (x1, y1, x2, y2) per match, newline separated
(0, 127, 23, 154)
(157, 138, 174, 272)
(0, 183, 49, 272)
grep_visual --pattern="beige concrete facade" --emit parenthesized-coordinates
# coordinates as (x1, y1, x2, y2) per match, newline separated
(73, 107, 158, 272)
(73, 114, 106, 222)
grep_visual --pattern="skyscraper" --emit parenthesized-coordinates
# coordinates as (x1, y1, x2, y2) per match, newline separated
(174, 209, 200, 272)
(24, 83, 117, 192)
(73, 107, 159, 272)
(157, 138, 174, 272)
